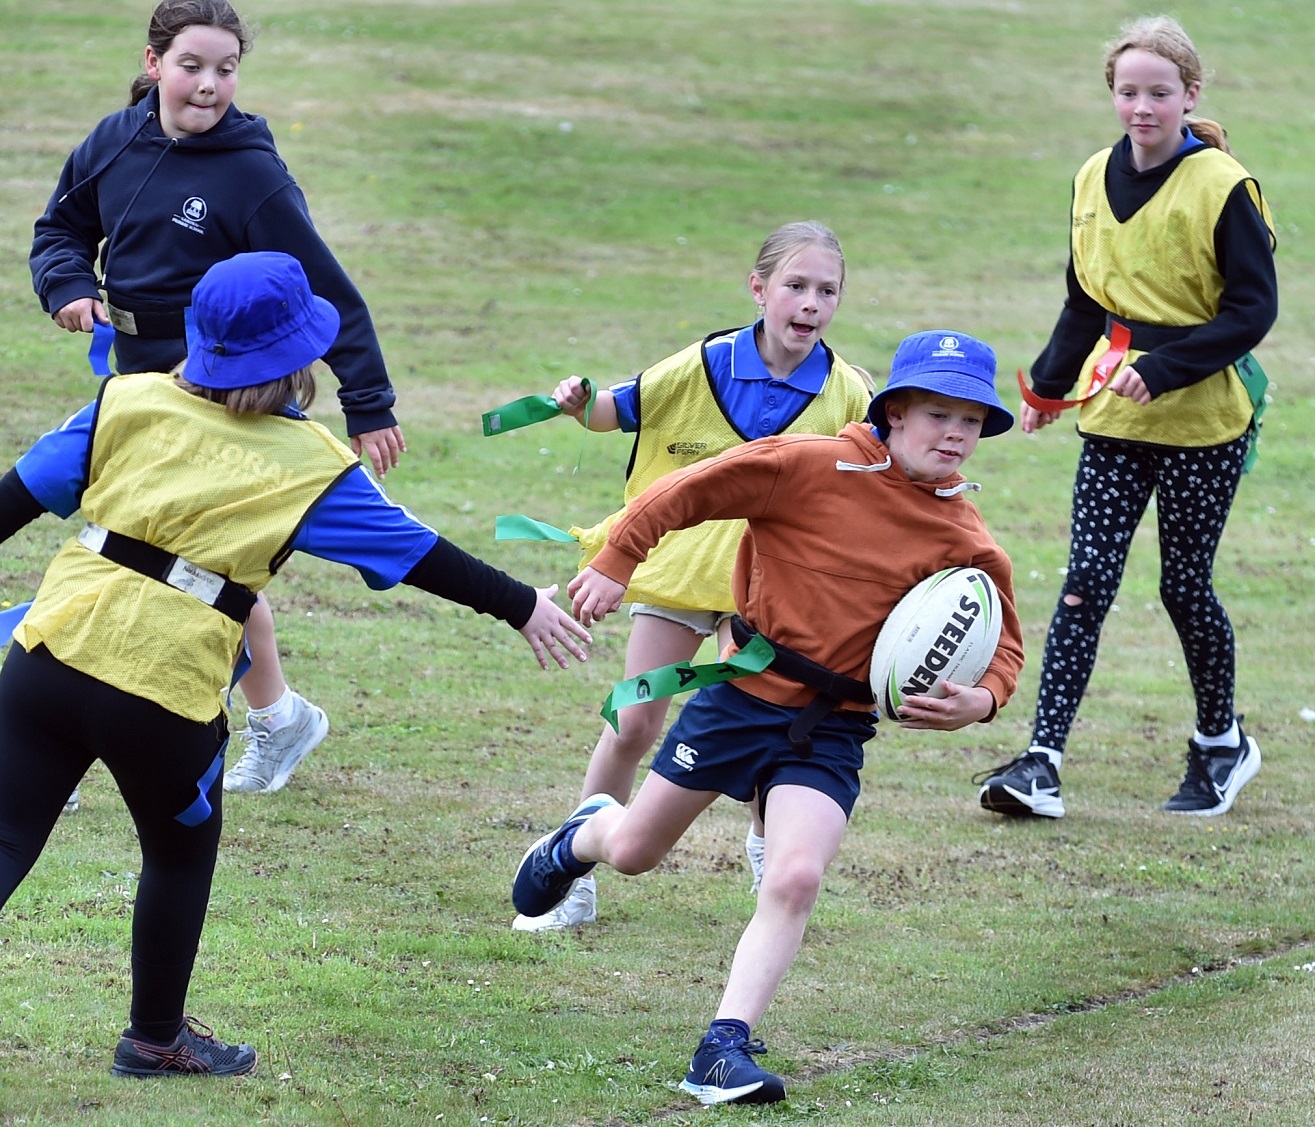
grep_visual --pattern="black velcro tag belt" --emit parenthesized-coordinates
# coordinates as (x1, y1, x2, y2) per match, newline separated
(105, 300, 187, 339)
(1104, 313, 1197, 352)
(76, 523, 257, 624)
(730, 616, 875, 758)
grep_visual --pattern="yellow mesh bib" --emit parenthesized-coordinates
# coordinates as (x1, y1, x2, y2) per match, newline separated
(16, 373, 358, 720)
(574, 339, 870, 610)
(1071, 147, 1274, 446)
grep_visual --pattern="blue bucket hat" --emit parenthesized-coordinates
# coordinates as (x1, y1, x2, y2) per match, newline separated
(183, 252, 340, 390)
(866, 330, 1014, 438)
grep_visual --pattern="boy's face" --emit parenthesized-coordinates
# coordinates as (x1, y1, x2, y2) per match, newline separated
(884, 392, 985, 481)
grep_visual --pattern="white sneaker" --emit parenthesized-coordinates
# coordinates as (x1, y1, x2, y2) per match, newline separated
(745, 828, 765, 893)
(223, 692, 329, 794)
(62, 787, 80, 815)
(512, 876, 597, 931)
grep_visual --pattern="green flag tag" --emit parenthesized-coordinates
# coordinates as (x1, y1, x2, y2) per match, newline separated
(1235, 352, 1269, 474)
(494, 515, 577, 542)
(600, 633, 775, 732)
(481, 379, 595, 436)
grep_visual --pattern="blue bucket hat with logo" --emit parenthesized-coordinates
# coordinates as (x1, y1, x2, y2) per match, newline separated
(183, 251, 340, 390)
(866, 329, 1014, 438)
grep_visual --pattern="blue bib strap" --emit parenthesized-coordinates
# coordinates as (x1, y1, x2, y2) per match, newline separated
(88, 321, 115, 377)
(175, 745, 226, 827)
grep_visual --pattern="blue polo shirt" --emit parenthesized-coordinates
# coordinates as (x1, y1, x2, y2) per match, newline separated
(610, 322, 832, 436)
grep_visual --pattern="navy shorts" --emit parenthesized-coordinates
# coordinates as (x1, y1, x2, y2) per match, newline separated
(650, 681, 876, 819)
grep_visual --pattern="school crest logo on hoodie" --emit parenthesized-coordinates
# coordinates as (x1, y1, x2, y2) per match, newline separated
(173, 196, 208, 234)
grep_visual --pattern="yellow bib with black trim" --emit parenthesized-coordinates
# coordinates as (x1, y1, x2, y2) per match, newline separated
(1071, 146, 1275, 446)
(15, 372, 359, 721)
(573, 337, 870, 611)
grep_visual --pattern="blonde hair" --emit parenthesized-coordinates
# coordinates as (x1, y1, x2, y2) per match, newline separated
(1103, 15, 1230, 153)
(175, 367, 318, 416)
(749, 220, 846, 295)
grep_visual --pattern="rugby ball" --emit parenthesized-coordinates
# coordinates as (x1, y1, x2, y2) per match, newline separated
(870, 567, 1002, 722)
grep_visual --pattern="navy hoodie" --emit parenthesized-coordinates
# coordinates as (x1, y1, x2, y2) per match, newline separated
(31, 87, 396, 436)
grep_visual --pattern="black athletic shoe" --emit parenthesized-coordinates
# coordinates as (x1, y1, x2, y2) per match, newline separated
(1163, 725, 1261, 816)
(975, 752, 1065, 818)
(111, 1017, 257, 1077)
(680, 1031, 786, 1105)
(512, 793, 618, 917)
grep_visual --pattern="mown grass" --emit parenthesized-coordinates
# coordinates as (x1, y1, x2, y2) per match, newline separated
(1, 1, 1314, 1124)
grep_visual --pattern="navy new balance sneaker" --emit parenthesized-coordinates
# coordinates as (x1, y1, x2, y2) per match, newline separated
(111, 1016, 256, 1077)
(512, 793, 617, 917)
(975, 752, 1065, 818)
(680, 1029, 786, 1105)
(1163, 725, 1261, 816)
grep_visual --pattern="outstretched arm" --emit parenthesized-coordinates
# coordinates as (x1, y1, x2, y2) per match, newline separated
(402, 540, 590, 670)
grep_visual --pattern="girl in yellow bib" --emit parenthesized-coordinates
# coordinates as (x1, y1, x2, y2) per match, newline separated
(981, 16, 1277, 820)
(0, 252, 589, 1077)
(512, 222, 871, 931)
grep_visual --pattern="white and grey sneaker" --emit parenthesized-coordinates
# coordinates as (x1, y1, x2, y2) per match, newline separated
(975, 752, 1065, 818)
(745, 828, 765, 894)
(223, 692, 329, 794)
(62, 787, 80, 815)
(511, 875, 597, 931)
(1163, 725, 1261, 816)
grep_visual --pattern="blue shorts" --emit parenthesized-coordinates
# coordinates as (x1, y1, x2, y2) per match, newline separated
(651, 681, 876, 819)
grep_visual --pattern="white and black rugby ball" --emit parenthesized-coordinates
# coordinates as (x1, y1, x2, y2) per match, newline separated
(870, 567, 1002, 722)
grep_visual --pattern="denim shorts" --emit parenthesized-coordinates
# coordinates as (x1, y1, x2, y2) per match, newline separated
(650, 680, 875, 819)
(629, 602, 734, 638)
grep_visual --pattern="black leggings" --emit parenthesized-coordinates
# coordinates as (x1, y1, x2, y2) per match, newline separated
(1031, 433, 1248, 752)
(0, 644, 227, 1041)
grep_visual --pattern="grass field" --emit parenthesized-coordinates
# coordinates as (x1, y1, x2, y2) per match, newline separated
(1, 1, 1314, 1124)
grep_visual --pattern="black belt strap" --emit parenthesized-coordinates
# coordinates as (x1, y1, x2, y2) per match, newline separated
(1104, 313, 1197, 352)
(105, 298, 188, 339)
(84, 526, 257, 624)
(730, 616, 875, 757)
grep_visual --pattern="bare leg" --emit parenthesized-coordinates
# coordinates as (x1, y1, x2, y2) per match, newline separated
(572, 771, 719, 875)
(714, 785, 847, 1026)
(235, 593, 287, 711)
(578, 614, 707, 803)
(223, 594, 327, 795)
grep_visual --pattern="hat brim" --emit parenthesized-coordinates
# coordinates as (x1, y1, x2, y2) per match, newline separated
(183, 294, 340, 390)
(866, 370, 1015, 438)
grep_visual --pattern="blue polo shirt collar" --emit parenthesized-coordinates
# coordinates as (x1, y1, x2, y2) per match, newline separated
(731, 322, 830, 393)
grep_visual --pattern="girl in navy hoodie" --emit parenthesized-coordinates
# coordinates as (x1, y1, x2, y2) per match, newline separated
(30, 0, 403, 798)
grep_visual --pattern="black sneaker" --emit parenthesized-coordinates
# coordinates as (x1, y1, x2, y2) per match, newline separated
(111, 1017, 257, 1077)
(679, 1031, 786, 1105)
(512, 793, 618, 918)
(1163, 726, 1261, 816)
(975, 752, 1065, 818)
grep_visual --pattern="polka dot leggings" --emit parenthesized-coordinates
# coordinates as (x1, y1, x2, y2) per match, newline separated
(1031, 432, 1249, 752)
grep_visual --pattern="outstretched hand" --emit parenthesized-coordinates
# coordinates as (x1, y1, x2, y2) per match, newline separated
(567, 566, 625, 628)
(894, 681, 994, 731)
(519, 584, 592, 669)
